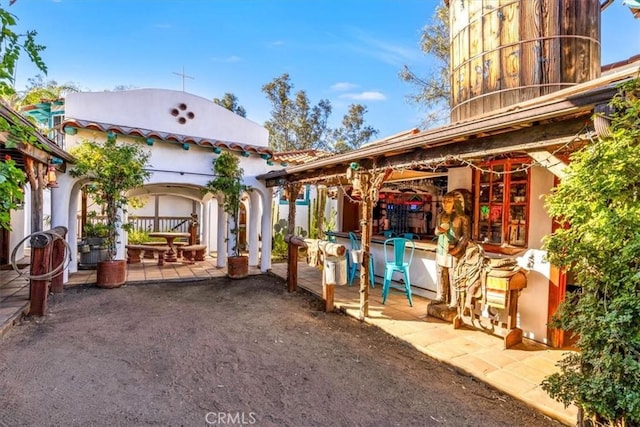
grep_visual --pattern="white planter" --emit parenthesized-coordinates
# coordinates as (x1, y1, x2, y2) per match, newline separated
(324, 256, 347, 286)
(350, 249, 363, 264)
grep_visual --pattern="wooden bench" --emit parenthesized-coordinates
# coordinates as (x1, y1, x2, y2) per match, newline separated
(181, 244, 207, 263)
(126, 244, 170, 266)
(139, 241, 167, 259)
(174, 241, 188, 258)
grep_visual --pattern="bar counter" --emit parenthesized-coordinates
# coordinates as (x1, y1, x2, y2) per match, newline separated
(326, 231, 523, 300)
(327, 231, 438, 298)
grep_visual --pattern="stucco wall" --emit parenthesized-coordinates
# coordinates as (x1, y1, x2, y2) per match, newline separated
(515, 165, 556, 344)
(57, 89, 279, 273)
(64, 89, 268, 147)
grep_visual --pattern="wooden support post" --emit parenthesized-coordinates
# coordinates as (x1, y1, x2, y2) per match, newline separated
(303, 238, 345, 313)
(323, 285, 335, 312)
(285, 182, 302, 293)
(504, 289, 523, 349)
(359, 174, 373, 320)
(285, 235, 308, 293)
(29, 234, 52, 316)
(189, 213, 199, 245)
(345, 165, 392, 321)
(287, 242, 298, 293)
(49, 227, 68, 294)
(322, 279, 335, 312)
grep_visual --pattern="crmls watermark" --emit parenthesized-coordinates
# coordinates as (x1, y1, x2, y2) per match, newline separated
(205, 412, 257, 425)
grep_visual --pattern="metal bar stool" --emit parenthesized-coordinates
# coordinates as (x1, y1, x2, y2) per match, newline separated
(382, 237, 416, 306)
(348, 232, 375, 288)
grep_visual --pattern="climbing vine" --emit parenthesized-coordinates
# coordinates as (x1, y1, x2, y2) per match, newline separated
(541, 77, 640, 426)
(0, 3, 48, 230)
(0, 154, 24, 229)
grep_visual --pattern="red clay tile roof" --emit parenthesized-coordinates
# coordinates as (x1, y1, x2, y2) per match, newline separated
(61, 118, 274, 156)
(271, 149, 333, 165)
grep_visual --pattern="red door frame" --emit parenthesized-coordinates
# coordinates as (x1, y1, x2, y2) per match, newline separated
(547, 174, 573, 348)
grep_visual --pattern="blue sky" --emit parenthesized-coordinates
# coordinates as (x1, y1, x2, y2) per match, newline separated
(11, 0, 640, 139)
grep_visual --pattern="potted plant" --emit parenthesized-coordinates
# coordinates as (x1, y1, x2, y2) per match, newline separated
(76, 212, 110, 268)
(82, 211, 109, 245)
(205, 151, 251, 278)
(70, 133, 151, 288)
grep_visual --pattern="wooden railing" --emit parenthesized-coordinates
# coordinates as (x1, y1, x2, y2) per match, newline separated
(77, 215, 192, 237)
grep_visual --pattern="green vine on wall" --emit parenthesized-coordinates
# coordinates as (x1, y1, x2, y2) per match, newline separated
(0, 154, 24, 229)
(0, 4, 48, 230)
(541, 77, 640, 426)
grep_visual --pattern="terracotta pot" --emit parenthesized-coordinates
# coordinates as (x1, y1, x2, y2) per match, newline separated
(227, 255, 248, 279)
(96, 259, 127, 288)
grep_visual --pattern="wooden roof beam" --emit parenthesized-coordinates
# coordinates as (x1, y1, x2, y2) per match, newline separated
(526, 150, 568, 179)
(380, 118, 589, 171)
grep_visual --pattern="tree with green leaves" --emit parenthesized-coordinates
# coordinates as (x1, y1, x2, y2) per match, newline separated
(69, 134, 151, 261)
(18, 74, 79, 106)
(262, 73, 332, 152)
(0, 153, 24, 229)
(399, 3, 450, 128)
(331, 104, 378, 154)
(205, 151, 250, 258)
(213, 92, 246, 117)
(0, 4, 46, 96)
(0, 2, 47, 230)
(541, 78, 640, 426)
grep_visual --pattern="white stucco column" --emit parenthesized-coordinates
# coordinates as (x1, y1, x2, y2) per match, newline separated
(116, 207, 125, 260)
(260, 187, 273, 272)
(49, 175, 76, 281)
(50, 186, 67, 230)
(248, 191, 261, 266)
(9, 209, 26, 262)
(210, 201, 218, 253)
(216, 198, 227, 268)
(202, 200, 211, 255)
(66, 180, 82, 276)
(227, 214, 236, 259)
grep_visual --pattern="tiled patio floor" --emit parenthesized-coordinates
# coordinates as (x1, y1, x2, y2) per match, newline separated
(0, 256, 577, 425)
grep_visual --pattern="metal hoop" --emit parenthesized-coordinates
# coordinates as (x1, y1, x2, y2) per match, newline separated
(10, 230, 73, 281)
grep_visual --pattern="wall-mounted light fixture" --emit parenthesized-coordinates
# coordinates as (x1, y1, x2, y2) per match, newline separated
(46, 163, 58, 188)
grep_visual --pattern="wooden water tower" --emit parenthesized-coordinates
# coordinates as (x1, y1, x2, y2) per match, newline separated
(448, 0, 601, 122)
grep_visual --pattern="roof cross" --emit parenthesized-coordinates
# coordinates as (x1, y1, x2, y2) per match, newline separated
(172, 66, 194, 92)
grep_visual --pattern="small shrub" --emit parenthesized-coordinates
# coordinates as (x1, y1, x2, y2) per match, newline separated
(127, 229, 149, 244)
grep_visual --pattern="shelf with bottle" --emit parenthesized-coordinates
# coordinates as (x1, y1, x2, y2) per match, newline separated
(473, 158, 530, 248)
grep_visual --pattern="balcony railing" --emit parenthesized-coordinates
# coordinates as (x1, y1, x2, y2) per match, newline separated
(77, 215, 192, 238)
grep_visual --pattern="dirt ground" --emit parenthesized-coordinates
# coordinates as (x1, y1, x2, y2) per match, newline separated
(0, 274, 562, 427)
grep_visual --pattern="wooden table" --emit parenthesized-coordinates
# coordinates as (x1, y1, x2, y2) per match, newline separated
(147, 232, 190, 262)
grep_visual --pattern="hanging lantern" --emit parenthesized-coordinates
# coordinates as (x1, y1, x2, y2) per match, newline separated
(46, 164, 58, 188)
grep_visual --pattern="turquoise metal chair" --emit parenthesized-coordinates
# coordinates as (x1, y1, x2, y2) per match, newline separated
(382, 237, 416, 306)
(348, 232, 375, 288)
(382, 230, 396, 238)
(401, 232, 421, 240)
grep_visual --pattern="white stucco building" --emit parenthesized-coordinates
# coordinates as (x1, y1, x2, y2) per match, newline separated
(50, 89, 281, 281)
